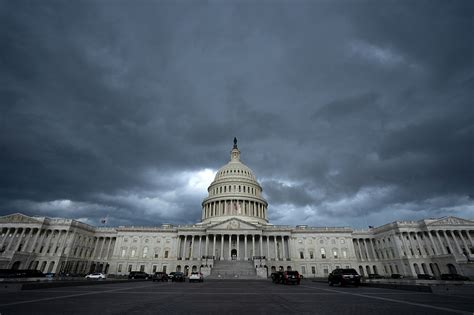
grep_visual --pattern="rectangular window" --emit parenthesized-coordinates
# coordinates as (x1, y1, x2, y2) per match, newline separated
(323, 268, 329, 275)
(301, 266, 306, 274)
(300, 251, 304, 259)
(118, 264, 122, 272)
(121, 249, 126, 257)
(140, 265, 145, 272)
(310, 251, 314, 259)
(155, 253, 158, 258)
(311, 266, 316, 274)
(164, 251, 169, 258)
(128, 265, 132, 272)
(163, 265, 167, 273)
(152, 265, 157, 273)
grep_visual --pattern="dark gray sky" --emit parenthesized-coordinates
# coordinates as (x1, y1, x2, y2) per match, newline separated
(1, 0, 473, 228)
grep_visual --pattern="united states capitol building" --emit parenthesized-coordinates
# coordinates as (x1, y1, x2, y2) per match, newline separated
(1, 140, 473, 279)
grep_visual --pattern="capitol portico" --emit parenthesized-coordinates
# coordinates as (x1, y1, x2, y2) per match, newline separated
(0, 139, 473, 279)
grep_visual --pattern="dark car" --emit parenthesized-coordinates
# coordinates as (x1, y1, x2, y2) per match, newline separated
(128, 271, 150, 280)
(282, 271, 300, 285)
(390, 274, 403, 279)
(168, 272, 176, 280)
(417, 274, 435, 280)
(152, 272, 168, 282)
(328, 268, 361, 287)
(368, 274, 384, 279)
(172, 272, 185, 282)
(271, 271, 284, 284)
(441, 274, 470, 281)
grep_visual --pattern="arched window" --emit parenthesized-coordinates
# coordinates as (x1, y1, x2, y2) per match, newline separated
(320, 248, 326, 259)
(143, 247, 148, 258)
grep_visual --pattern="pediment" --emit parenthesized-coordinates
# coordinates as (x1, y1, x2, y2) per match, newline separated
(428, 216, 474, 226)
(207, 218, 260, 231)
(0, 213, 42, 224)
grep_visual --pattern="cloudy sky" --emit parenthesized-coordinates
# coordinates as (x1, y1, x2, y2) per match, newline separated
(1, 0, 473, 229)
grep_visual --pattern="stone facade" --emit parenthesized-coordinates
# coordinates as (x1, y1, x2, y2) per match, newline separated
(1, 142, 473, 278)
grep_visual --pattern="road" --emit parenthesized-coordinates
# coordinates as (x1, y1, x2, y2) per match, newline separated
(0, 279, 472, 314)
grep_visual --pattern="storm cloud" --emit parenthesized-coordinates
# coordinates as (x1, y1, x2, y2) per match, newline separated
(1, 0, 473, 228)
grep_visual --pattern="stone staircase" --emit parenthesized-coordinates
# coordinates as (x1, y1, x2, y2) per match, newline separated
(207, 260, 257, 279)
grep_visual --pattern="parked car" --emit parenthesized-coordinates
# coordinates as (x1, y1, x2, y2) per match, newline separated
(172, 272, 185, 282)
(128, 271, 150, 280)
(390, 274, 403, 279)
(0, 269, 45, 278)
(328, 268, 361, 287)
(417, 274, 435, 280)
(441, 274, 470, 281)
(168, 272, 176, 280)
(152, 272, 169, 282)
(189, 272, 204, 283)
(282, 271, 300, 285)
(271, 271, 284, 284)
(44, 272, 55, 279)
(368, 273, 384, 279)
(85, 272, 106, 280)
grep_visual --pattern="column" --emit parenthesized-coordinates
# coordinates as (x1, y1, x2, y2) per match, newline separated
(414, 233, 425, 257)
(190, 235, 194, 259)
(0, 228, 9, 249)
(228, 234, 232, 260)
(282, 236, 286, 260)
(267, 236, 270, 258)
(6, 228, 19, 251)
(181, 235, 187, 258)
(427, 231, 440, 255)
(435, 231, 447, 255)
(89, 236, 99, 259)
(220, 234, 224, 260)
(15, 228, 27, 251)
(199, 236, 202, 258)
(459, 231, 469, 255)
(451, 231, 463, 254)
(407, 233, 417, 257)
(244, 235, 248, 260)
(237, 235, 240, 260)
(50, 230, 63, 256)
(466, 230, 474, 245)
(363, 239, 371, 260)
(98, 237, 105, 259)
(399, 233, 409, 257)
(45, 230, 56, 254)
(252, 235, 255, 259)
(212, 234, 216, 258)
(105, 238, 112, 259)
(356, 239, 364, 260)
(259, 235, 263, 257)
(273, 236, 278, 260)
(22, 229, 33, 252)
(442, 230, 455, 254)
(205, 235, 209, 257)
(369, 239, 377, 259)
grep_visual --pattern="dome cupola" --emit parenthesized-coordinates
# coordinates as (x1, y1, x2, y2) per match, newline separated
(201, 138, 268, 225)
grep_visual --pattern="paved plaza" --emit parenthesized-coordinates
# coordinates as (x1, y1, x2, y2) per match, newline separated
(0, 280, 473, 314)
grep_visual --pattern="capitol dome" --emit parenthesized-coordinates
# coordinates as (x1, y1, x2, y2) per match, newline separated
(201, 138, 268, 225)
